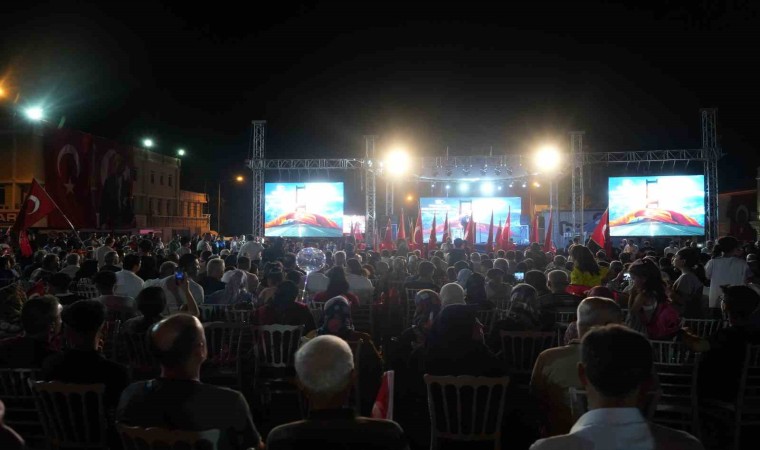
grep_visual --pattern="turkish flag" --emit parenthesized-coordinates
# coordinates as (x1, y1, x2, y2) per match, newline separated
(397, 208, 406, 241)
(486, 211, 494, 252)
(412, 208, 423, 248)
(381, 217, 395, 251)
(44, 128, 95, 228)
(442, 211, 450, 244)
(353, 221, 363, 242)
(464, 215, 475, 246)
(494, 220, 502, 251)
(589, 208, 610, 252)
(531, 213, 539, 244)
(12, 179, 58, 232)
(427, 213, 437, 253)
(502, 206, 511, 250)
(543, 210, 556, 253)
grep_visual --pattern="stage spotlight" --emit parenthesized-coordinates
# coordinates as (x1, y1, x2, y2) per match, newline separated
(494, 167, 502, 176)
(445, 184, 451, 190)
(497, 185, 503, 191)
(534, 181, 541, 187)
(535, 145, 561, 172)
(480, 166, 488, 176)
(385, 149, 410, 176)
(431, 183, 436, 188)
(522, 182, 527, 188)
(459, 182, 470, 193)
(446, 168, 453, 176)
(509, 182, 514, 188)
(480, 181, 494, 195)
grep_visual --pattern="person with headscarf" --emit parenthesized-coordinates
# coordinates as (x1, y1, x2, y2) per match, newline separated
(423, 304, 504, 377)
(397, 290, 442, 357)
(439, 282, 466, 309)
(456, 268, 473, 288)
(204, 269, 253, 305)
(253, 281, 315, 333)
(305, 296, 382, 415)
(464, 272, 494, 310)
(491, 283, 542, 340)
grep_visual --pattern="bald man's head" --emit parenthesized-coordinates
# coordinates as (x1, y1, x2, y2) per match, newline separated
(149, 314, 206, 370)
(577, 296, 623, 338)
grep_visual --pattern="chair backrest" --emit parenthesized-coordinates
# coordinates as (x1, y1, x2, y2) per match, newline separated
(120, 332, 158, 376)
(649, 340, 700, 411)
(680, 318, 722, 338)
(352, 303, 374, 334)
(32, 381, 107, 448)
(253, 325, 304, 369)
(198, 305, 227, 323)
(569, 387, 661, 421)
(424, 375, 510, 449)
(0, 368, 40, 401)
(118, 424, 220, 450)
(476, 309, 496, 334)
(345, 340, 363, 413)
(499, 331, 556, 377)
(203, 322, 248, 367)
(737, 344, 760, 412)
(553, 310, 577, 325)
(405, 289, 421, 303)
(354, 289, 374, 306)
(102, 319, 121, 360)
(308, 301, 326, 326)
(225, 309, 251, 324)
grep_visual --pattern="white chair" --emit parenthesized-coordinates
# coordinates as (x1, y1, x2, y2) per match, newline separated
(308, 301, 326, 326)
(0, 368, 44, 444)
(202, 322, 250, 390)
(118, 424, 220, 450)
(424, 375, 510, 450)
(476, 309, 497, 334)
(701, 344, 760, 450)
(32, 381, 108, 449)
(198, 305, 227, 322)
(252, 325, 304, 409)
(649, 340, 701, 437)
(499, 331, 556, 386)
(404, 289, 421, 330)
(680, 318, 722, 338)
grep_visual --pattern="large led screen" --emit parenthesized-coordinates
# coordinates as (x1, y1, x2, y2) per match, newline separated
(264, 182, 344, 237)
(608, 175, 705, 237)
(420, 197, 522, 243)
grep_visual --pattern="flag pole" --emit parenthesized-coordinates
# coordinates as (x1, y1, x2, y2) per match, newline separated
(34, 178, 84, 245)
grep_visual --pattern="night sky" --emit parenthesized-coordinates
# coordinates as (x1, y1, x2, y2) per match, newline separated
(2, 1, 759, 235)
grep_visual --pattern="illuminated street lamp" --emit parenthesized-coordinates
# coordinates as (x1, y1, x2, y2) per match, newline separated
(24, 106, 44, 121)
(235, 175, 244, 182)
(177, 148, 186, 156)
(142, 138, 155, 148)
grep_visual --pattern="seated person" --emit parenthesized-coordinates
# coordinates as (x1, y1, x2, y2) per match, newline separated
(530, 325, 702, 450)
(200, 258, 227, 296)
(401, 261, 439, 293)
(526, 270, 551, 297)
(538, 270, 583, 310)
(439, 282, 465, 309)
(205, 270, 253, 305)
(93, 270, 137, 322)
(122, 287, 167, 334)
(396, 290, 441, 365)
(0, 295, 61, 368)
(46, 273, 79, 305)
(43, 300, 129, 408)
(485, 268, 512, 305)
(311, 267, 360, 307)
(464, 272, 495, 310)
(253, 281, 316, 334)
(267, 335, 408, 450)
(530, 297, 623, 436)
(258, 269, 284, 305)
(305, 296, 382, 415)
(117, 314, 263, 450)
(0, 400, 24, 450)
(346, 258, 374, 293)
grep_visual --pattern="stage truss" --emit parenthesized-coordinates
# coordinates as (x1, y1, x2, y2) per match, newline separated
(246, 109, 721, 244)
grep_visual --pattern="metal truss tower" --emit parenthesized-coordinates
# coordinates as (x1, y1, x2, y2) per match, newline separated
(702, 108, 720, 241)
(364, 136, 378, 247)
(570, 131, 585, 240)
(249, 120, 266, 237)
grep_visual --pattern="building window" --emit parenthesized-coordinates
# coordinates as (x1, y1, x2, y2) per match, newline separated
(150, 172, 155, 184)
(160, 174, 164, 186)
(158, 199, 163, 215)
(168, 175, 173, 187)
(0, 185, 5, 208)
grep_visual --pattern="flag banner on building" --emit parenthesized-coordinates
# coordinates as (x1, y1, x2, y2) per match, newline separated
(44, 128, 136, 229)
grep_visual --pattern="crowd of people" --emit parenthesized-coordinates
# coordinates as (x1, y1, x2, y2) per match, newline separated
(0, 228, 759, 449)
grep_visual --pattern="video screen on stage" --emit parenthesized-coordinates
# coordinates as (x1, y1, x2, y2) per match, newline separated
(420, 197, 522, 243)
(608, 175, 705, 237)
(264, 182, 344, 237)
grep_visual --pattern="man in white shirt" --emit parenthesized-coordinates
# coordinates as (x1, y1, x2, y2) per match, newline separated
(530, 325, 703, 450)
(705, 236, 752, 312)
(623, 239, 638, 255)
(59, 254, 81, 279)
(196, 233, 212, 254)
(115, 254, 145, 300)
(663, 241, 679, 257)
(96, 237, 115, 268)
(239, 235, 263, 261)
(160, 253, 204, 313)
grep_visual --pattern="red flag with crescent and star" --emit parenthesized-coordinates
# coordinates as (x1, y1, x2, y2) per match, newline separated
(11, 179, 58, 233)
(43, 128, 95, 228)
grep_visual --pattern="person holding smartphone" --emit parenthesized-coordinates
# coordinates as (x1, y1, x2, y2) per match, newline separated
(160, 254, 204, 315)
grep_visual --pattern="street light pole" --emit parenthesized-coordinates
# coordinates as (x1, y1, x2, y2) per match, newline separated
(217, 182, 221, 233)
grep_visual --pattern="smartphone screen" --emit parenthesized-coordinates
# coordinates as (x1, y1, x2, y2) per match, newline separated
(175, 269, 185, 283)
(514, 272, 524, 282)
(623, 273, 631, 281)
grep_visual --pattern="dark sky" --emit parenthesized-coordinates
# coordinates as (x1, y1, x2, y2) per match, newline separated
(2, 1, 759, 233)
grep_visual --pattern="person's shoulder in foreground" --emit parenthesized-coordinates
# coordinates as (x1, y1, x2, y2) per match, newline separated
(267, 414, 408, 450)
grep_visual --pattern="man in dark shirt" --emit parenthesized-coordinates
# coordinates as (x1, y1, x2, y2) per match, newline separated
(267, 335, 408, 450)
(447, 238, 467, 267)
(117, 314, 262, 450)
(402, 261, 439, 292)
(42, 299, 129, 408)
(0, 295, 61, 368)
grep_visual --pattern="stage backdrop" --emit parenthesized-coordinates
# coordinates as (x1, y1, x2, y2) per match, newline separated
(608, 175, 705, 237)
(419, 197, 522, 243)
(44, 128, 136, 229)
(264, 182, 344, 237)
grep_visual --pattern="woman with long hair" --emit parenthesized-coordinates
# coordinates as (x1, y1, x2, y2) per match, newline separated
(670, 248, 706, 318)
(312, 266, 359, 306)
(627, 259, 680, 339)
(569, 245, 610, 287)
(253, 280, 315, 333)
(705, 236, 752, 317)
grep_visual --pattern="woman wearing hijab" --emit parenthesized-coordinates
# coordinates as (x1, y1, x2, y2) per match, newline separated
(465, 272, 494, 310)
(305, 296, 382, 415)
(456, 268, 473, 288)
(253, 281, 315, 333)
(204, 269, 253, 305)
(423, 304, 504, 377)
(397, 290, 442, 359)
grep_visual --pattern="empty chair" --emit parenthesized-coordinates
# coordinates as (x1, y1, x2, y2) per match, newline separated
(202, 322, 249, 390)
(252, 325, 304, 408)
(120, 332, 159, 380)
(649, 340, 701, 437)
(198, 305, 227, 323)
(0, 369, 44, 444)
(499, 331, 556, 386)
(681, 318, 722, 338)
(32, 381, 108, 449)
(424, 375, 510, 450)
(117, 424, 220, 450)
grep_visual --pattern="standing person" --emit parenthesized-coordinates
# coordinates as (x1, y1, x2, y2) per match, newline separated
(530, 325, 703, 450)
(569, 245, 609, 288)
(115, 254, 145, 300)
(239, 235, 263, 262)
(669, 248, 706, 318)
(96, 237, 115, 269)
(705, 236, 752, 318)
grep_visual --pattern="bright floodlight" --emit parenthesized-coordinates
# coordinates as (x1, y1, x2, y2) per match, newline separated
(142, 138, 154, 148)
(459, 182, 470, 194)
(385, 149, 410, 176)
(534, 145, 561, 172)
(25, 106, 44, 121)
(0, 87, 6, 97)
(445, 184, 451, 190)
(177, 148, 186, 156)
(480, 181, 495, 195)
(235, 175, 244, 182)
